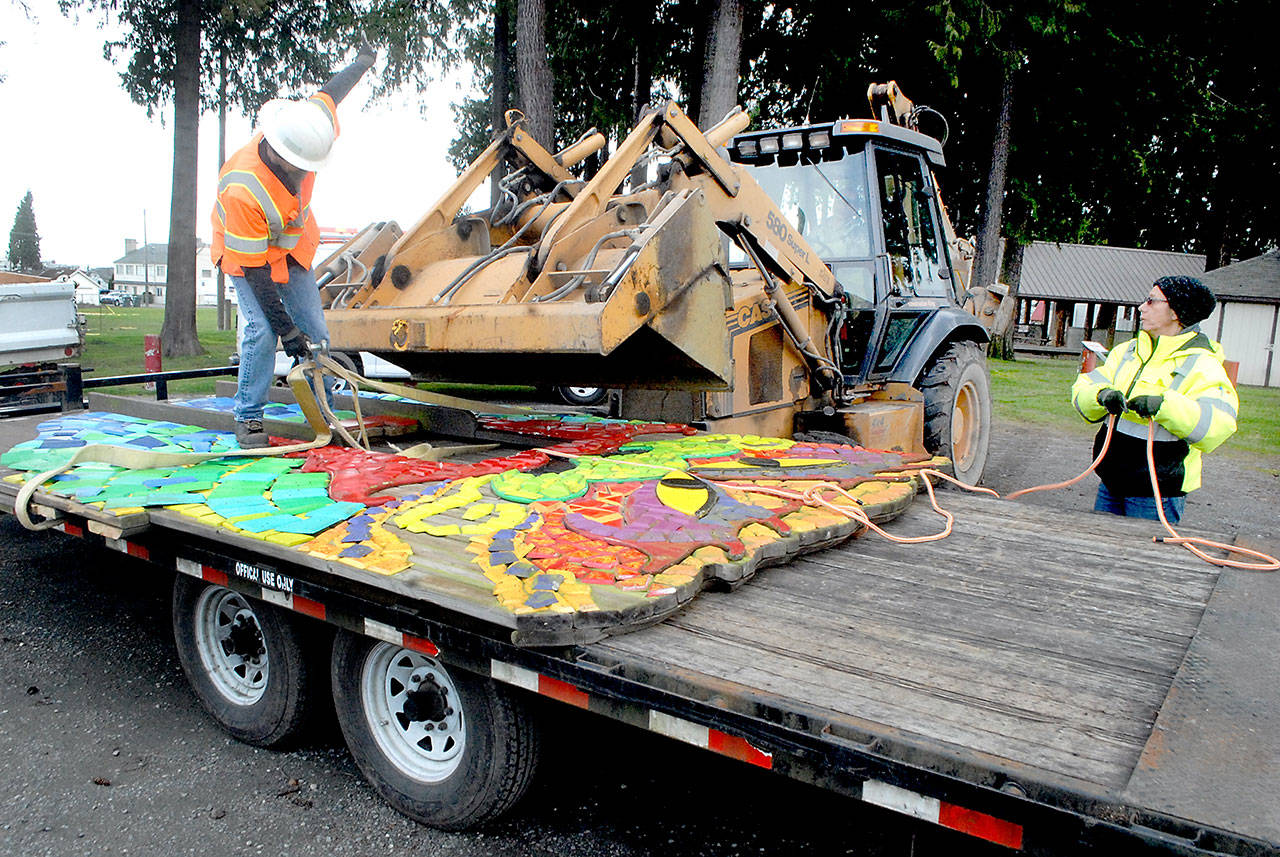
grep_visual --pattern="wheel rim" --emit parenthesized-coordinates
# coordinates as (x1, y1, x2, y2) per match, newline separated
(193, 587, 268, 705)
(951, 379, 980, 471)
(361, 644, 466, 783)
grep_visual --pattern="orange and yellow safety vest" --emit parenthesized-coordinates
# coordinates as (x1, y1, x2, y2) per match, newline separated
(211, 93, 338, 283)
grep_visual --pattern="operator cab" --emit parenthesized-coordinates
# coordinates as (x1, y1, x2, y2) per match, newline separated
(728, 119, 959, 386)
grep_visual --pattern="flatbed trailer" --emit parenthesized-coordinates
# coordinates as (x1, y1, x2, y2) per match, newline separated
(0, 401, 1276, 857)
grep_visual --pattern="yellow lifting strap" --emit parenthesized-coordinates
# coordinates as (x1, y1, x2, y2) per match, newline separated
(14, 355, 532, 531)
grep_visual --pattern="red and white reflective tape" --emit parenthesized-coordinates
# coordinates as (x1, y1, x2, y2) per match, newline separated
(173, 557, 327, 621)
(104, 536, 149, 560)
(862, 779, 1023, 849)
(489, 660, 772, 768)
(648, 710, 774, 768)
(55, 521, 85, 538)
(490, 660, 590, 709)
(363, 618, 439, 656)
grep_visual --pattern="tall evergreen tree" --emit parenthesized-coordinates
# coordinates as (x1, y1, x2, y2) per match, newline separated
(63, 0, 462, 355)
(7, 191, 41, 274)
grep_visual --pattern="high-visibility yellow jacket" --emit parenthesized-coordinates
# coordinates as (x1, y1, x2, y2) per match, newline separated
(210, 92, 338, 283)
(1071, 327, 1238, 496)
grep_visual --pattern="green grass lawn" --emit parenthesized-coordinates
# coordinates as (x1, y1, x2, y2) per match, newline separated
(989, 354, 1280, 461)
(80, 305, 240, 397)
(77, 305, 535, 401)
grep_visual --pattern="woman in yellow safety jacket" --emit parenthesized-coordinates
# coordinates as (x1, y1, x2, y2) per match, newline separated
(1070, 275, 1238, 524)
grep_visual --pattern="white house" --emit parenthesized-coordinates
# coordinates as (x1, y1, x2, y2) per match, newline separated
(113, 239, 168, 303)
(55, 269, 108, 305)
(113, 240, 236, 307)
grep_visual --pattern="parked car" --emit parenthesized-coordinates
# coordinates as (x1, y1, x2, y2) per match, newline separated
(99, 291, 138, 307)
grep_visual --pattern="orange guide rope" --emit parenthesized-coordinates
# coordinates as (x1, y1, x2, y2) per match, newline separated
(538, 422, 1278, 571)
(1140, 420, 1279, 571)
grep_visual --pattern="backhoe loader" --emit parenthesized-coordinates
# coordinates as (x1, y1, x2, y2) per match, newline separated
(316, 82, 1011, 484)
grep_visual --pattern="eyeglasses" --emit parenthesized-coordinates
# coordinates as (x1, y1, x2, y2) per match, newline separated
(1142, 297, 1168, 305)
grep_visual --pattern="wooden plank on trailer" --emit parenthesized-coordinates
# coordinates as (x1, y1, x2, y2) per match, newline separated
(86, 392, 317, 440)
(594, 491, 1223, 791)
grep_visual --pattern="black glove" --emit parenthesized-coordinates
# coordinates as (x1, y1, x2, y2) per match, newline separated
(1127, 394, 1164, 419)
(1096, 387, 1126, 416)
(280, 326, 311, 359)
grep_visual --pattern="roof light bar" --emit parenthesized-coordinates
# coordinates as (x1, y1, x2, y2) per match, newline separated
(838, 119, 881, 135)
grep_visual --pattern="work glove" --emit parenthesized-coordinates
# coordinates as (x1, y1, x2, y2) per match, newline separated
(356, 38, 377, 67)
(280, 326, 312, 360)
(1127, 394, 1164, 419)
(1096, 387, 1127, 416)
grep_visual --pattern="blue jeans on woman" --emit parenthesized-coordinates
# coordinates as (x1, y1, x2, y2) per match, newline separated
(1094, 482, 1185, 524)
(232, 264, 332, 423)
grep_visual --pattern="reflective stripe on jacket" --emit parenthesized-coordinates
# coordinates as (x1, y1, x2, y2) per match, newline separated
(210, 93, 338, 283)
(1070, 327, 1238, 495)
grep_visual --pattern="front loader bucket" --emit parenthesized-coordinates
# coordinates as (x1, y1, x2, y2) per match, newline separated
(322, 104, 744, 390)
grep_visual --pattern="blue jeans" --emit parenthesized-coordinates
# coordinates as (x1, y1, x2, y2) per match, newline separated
(232, 265, 332, 423)
(1094, 482, 1185, 524)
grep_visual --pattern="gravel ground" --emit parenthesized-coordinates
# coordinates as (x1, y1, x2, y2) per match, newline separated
(0, 417, 1274, 857)
(980, 420, 1279, 547)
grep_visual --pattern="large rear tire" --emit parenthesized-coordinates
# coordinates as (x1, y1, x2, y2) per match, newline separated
(918, 341, 992, 486)
(172, 576, 320, 748)
(330, 631, 539, 830)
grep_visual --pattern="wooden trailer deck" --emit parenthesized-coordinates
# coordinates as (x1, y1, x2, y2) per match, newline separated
(593, 490, 1280, 848)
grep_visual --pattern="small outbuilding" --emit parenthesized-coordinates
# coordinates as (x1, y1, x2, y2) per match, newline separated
(1011, 242, 1205, 353)
(55, 269, 108, 306)
(1200, 250, 1280, 388)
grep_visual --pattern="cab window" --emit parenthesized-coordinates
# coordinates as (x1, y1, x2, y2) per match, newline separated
(875, 149, 948, 297)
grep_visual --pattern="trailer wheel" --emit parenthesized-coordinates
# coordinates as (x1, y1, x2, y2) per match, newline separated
(172, 576, 316, 748)
(330, 630, 539, 830)
(919, 341, 992, 485)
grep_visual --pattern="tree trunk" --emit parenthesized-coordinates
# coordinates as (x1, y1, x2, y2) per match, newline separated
(490, 0, 511, 208)
(629, 0, 655, 188)
(515, 0, 554, 148)
(988, 238, 1025, 360)
(160, 0, 203, 357)
(1200, 158, 1232, 271)
(216, 48, 229, 332)
(972, 63, 1016, 293)
(697, 0, 743, 130)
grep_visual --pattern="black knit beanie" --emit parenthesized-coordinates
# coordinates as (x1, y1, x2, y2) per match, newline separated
(1154, 275, 1216, 327)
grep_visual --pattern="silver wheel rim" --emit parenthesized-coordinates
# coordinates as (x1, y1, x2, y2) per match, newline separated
(566, 387, 600, 399)
(361, 644, 466, 782)
(193, 587, 268, 705)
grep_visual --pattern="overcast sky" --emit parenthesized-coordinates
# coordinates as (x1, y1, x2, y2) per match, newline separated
(0, 4, 481, 269)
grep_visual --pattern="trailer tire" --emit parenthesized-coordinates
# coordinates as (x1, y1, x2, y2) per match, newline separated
(331, 631, 539, 830)
(918, 341, 992, 485)
(172, 576, 317, 748)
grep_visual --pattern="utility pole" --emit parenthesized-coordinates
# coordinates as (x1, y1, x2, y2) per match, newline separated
(143, 209, 150, 304)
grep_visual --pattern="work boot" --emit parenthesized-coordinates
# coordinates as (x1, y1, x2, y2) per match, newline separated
(234, 418, 269, 449)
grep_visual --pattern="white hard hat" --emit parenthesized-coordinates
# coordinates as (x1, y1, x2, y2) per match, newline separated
(259, 98, 336, 171)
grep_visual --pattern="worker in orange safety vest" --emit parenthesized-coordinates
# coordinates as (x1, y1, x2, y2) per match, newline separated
(212, 43, 375, 448)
